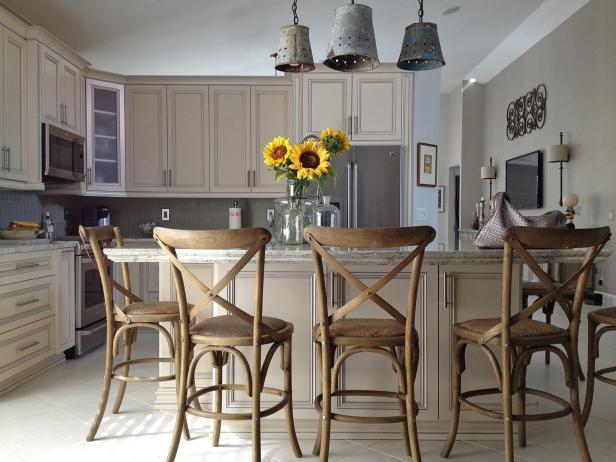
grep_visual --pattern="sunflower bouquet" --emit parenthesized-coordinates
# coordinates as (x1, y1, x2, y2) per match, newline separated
(263, 128, 351, 196)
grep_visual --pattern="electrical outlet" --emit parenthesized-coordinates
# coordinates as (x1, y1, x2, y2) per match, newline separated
(609, 211, 615, 221)
(161, 208, 170, 221)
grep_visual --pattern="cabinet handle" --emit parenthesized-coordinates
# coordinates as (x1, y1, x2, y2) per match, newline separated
(87, 167, 92, 184)
(168, 169, 172, 187)
(17, 340, 40, 352)
(64, 104, 68, 124)
(247, 170, 251, 187)
(163, 169, 167, 187)
(59, 103, 64, 123)
(252, 170, 256, 188)
(17, 263, 40, 270)
(1, 147, 5, 170)
(16, 298, 40, 307)
(331, 272, 338, 309)
(6, 147, 10, 171)
(442, 272, 449, 309)
(354, 115, 358, 133)
(348, 115, 352, 135)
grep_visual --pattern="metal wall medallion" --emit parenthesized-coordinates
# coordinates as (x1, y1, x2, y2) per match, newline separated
(506, 84, 547, 140)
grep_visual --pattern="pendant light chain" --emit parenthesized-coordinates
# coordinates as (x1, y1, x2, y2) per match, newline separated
(292, 0, 299, 25)
(417, 0, 424, 23)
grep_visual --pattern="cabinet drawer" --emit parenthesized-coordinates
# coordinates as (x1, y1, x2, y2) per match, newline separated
(0, 277, 54, 333)
(0, 317, 54, 379)
(0, 256, 53, 284)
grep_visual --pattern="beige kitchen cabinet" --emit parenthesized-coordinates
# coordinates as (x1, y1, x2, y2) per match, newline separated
(40, 45, 81, 134)
(437, 264, 521, 422)
(334, 264, 439, 421)
(209, 85, 251, 193)
(209, 84, 292, 194)
(351, 73, 401, 141)
(250, 85, 291, 193)
(302, 72, 402, 142)
(85, 79, 125, 191)
(302, 74, 352, 136)
(0, 26, 26, 182)
(125, 85, 167, 192)
(167, 85, 210, 192)
(55, 249, 75, 352)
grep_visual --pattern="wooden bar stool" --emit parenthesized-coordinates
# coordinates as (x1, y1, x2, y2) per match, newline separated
(304, 226, 436, 462)
(441, 226, 610, 462)
(154, 227, 302, 462)
(582, 306, 616, 425)
(79, 225, 190, 442)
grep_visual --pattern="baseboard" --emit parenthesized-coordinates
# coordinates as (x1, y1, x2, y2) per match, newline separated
(0, 353, 65, 397)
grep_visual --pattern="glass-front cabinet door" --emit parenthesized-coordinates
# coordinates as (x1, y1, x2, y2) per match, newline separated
(85, 79, 125, 191)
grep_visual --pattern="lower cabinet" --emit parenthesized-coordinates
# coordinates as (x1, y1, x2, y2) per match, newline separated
(0, 248, 76, 396)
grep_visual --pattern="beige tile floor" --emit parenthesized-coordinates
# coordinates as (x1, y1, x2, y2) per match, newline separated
(1, 304, 616, 461)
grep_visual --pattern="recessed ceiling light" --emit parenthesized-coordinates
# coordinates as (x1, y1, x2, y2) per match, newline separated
(469, 78, 477, 83)
(443, 6, 461, 16)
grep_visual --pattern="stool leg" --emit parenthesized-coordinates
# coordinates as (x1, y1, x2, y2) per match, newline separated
(394, 347, 411, 457)
(565, 342, 592, 461)
(441, 336, 464, 458)
(86, 330, 114, 441)
(112, 328, 134, 414)
(516, 348, 528, 448)
(172, 322, 191, 441)
(283, 339, 302, 458)
(312, 341, 323, 456)
(252, 344, 262, 462)
(543, 302, 555, 364)
(503, 345, 514, 462)
(582, 319, 598, 426)
(319, 342, 333, 462)
(406, 346, 421, 462)
(166, 331, 188, 462)
(211, 352, 223, 447)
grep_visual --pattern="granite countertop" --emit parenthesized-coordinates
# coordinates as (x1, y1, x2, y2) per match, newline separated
(104, 243, 611, 265)
(0, 240, 77, 255)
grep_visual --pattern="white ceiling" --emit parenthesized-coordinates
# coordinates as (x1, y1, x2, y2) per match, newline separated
(2, 0, 549, 91)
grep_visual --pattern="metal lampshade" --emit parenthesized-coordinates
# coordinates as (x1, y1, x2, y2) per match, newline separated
(480, 166, 497, 180)
(397, 21, 445, 71)
(275, 25, 315, 73)
(323, 2, 379, 72)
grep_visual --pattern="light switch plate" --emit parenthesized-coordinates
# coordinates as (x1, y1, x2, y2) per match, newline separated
(415, 207, 427, 222)
(161, 208, 170, 221)
(609, 211, 614, 221)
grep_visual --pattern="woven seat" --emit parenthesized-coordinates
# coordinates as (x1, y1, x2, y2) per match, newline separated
(453, 317, 567, 344)
(191, 315, 293, 346)
(118, 301, 181, 321)
(588, 307, 616, 326)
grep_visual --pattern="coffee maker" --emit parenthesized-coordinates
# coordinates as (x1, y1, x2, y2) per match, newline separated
(82, 206, 111, 227)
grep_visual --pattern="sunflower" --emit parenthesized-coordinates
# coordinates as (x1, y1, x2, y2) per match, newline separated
(289, 141, 331, 180)
(319, 128, 351, 155)
(263, 136, 292, 167)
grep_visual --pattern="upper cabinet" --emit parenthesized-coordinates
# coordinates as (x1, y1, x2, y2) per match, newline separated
(85, 79, 125, 191)
(167, 85, 209, 192)
(0, 26, 26, 182)
(40, 46, 82, 134)
(125, 85, 167, 192)
(302, 72, 402, 142)
(209, 85, 251, 193)
(302, 74, 352, 136)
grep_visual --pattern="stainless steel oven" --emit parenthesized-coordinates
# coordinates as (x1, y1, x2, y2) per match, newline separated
(72, 254, 109, 356)
(42, 123, 85, 182)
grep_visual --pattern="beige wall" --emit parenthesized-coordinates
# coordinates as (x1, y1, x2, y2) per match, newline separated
(481, 0, 616, 291)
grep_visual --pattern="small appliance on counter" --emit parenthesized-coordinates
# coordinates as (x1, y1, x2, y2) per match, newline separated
(229, 200, 241, 229)
(82, 206, 111, 227)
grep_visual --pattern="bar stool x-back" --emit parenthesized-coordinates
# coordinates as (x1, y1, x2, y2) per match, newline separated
(79, 225, 191, 442)
(441, 226, 610, 462)
(154, 227, 302, 462)
(304, 225, 436, 462)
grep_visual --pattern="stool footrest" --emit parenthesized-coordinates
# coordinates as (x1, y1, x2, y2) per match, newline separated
(112, 357, 175, 383)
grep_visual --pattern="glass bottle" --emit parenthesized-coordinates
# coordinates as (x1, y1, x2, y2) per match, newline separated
(315, 196, 340, 228)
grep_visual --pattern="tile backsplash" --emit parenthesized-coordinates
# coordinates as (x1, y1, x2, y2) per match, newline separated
(0, 191, 274, 238)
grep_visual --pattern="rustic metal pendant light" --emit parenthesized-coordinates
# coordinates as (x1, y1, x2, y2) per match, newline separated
(323, 1, 379, 72)
(397, 0, 445, 71)
(275, 0, 315, 73)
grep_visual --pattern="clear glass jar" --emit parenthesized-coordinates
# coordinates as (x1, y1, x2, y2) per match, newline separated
(272, 179, 317, 244)
(315, 196, 340, 228)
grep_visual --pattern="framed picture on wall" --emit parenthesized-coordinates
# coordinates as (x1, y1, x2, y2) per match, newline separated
(417, 142, 438, 187)
(437, 186, 445, 212)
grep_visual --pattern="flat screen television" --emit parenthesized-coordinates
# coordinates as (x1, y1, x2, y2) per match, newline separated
(505, 151, 543, 209)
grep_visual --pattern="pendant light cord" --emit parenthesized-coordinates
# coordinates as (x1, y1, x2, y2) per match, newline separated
(418, 0, 424, 22)
(292, 0, 299, 25)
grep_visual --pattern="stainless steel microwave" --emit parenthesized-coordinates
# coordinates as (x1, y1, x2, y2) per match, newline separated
(42, 123, 85, 182)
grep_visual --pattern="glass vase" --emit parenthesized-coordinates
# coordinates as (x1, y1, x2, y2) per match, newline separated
(273, 179, 316, 245)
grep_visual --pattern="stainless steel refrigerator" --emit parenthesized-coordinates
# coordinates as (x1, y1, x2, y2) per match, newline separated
(322, 145, 401, 228)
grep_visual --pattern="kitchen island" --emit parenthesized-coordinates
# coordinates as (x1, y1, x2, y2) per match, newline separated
(105, 244, 609, 438)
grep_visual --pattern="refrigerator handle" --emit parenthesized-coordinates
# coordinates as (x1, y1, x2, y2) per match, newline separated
(346, 161, 353, 228)
(353, 162, 358, 228)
